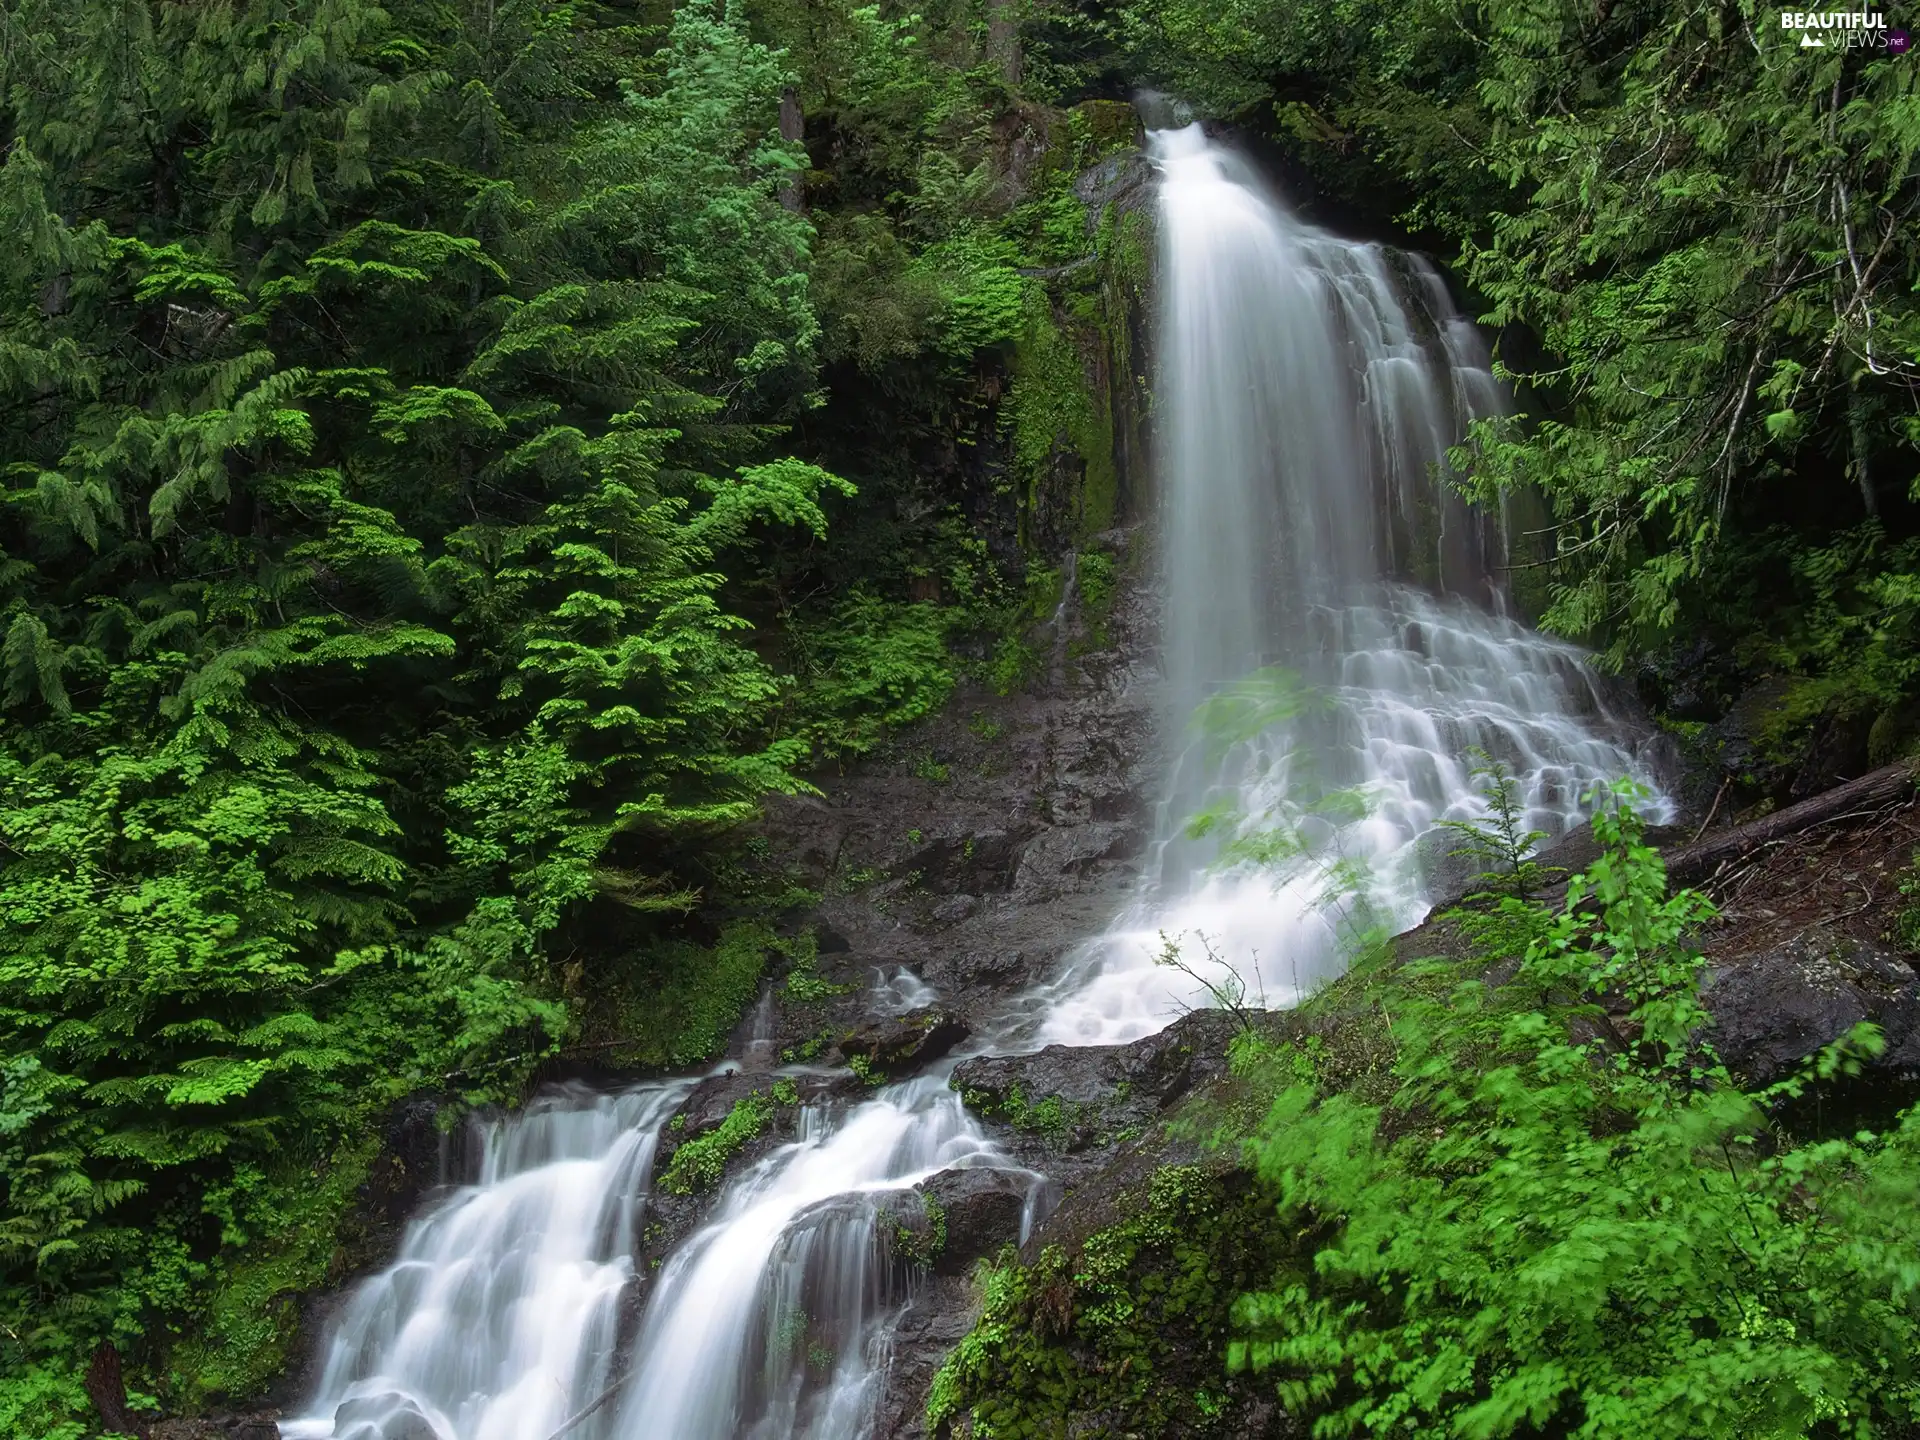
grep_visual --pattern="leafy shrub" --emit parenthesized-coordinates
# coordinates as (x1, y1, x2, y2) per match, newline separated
(785, 592, 957, 760)
(1231, 786, 1920, 1437)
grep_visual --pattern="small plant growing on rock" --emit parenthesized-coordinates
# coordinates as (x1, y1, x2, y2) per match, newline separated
(658, 1092, 772, 1195)
(1895, 849, 1920, 953)
(1153, 928, 1265, 1035)
(1434, 746, 1559, 903)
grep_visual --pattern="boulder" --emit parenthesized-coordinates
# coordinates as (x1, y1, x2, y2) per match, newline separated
(1705, 928, 1920, 1085)
(1010, 823, 1139, 902)
(333, 1395, 443, 1440)
(914, 1166, 1033, 1275)
(673, 1071, 770, 1138)
(152, 1419, 281, 1440)
(832, 1009, 971, 1078)
(1705, 675, 1796, 799)
(952, 1008, 1241, 1158)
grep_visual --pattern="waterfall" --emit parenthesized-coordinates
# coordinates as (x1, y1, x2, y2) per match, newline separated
(1027, 123, 1668, 1046)
(287, 122, 1668, 1440)
(289, 1072, 1018, 1440)
(283, 1083, 692, 1440)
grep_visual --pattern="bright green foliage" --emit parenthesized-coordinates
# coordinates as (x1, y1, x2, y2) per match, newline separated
(658, 1090, 774, 1195)
(1, 0, 1137, 1417)
(1896, 852, 1920, 955)
(1433, 748, 1559, 904)
(927, 1166, 1296, 1437)
(1452, 10, 1918, 677)
(0, 0, 850, 1421)
(1231, 787, 1920, 1437)
(784, 593, 958, 759)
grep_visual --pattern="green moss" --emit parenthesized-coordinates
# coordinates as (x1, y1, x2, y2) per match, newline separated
(782, 1026, 835, 1064)
(1896, 852, 1920, 954)
(961, 1082, 1093, 1147)
(589, 921, 772, 1071)
(781, 931, 858, 1003)
(1072, 548, 1119, 650)
(169, 1136, 379, 1405)
(658, 1092, 772, 1195)
(886, 1191, 948, 1270)
(1005, 291, 1119, 549)
(927, 1165, 1298, 1436)
(1070, 99, 1143, 158)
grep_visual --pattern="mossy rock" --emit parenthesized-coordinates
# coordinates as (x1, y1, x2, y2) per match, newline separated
(1071, 99, 1143, 156)
(927, 1164, 1300, 1438)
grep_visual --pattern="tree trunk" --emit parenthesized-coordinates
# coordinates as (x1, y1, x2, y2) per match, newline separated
(1665, 757, 1920, 889)
(86, 1343, 150, 1440)
(778, 86, 806, 214)
(986, 0, 1022, 87)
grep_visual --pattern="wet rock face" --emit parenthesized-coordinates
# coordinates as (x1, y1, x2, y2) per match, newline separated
(637, 1069, 865, 1290)
(913, 1166, 1032, 1276)
(1706, 929, 1920, 1085)
(1073, 149, 1153, 222)
(152, 1418, 283, 1440)
(332, 1394, 441, 1440)
(951, 1008, 1242, 1170)
(751, 527, 1159, 1059)
(832, 1009, 972, 1080)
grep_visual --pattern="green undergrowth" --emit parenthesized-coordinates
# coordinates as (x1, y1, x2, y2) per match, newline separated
(779, 930, 860, 1004)
(934, 784, 1920, 1438)
(928, 1164, 1295, 1437)
(885, 1191, 949, 1270)
(960, 1083, 1086, 1148)
(167, 1136, 380, 1405)
(1896, 852, 1920, 955)
(587, 922, 778, 1072)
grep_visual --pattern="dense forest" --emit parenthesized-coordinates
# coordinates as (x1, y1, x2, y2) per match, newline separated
(1, 0, 1916, 1435)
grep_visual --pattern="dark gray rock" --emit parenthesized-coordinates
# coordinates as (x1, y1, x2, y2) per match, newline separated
(1010, 822, 1141, 901)
(1788, 706, 1874, 801)
(1705, 928, 1920, 1085)
(922, 894, 980, 930)
(871, 1274, 980, 1440)
(952, 1009, 1242, 1167)
(674, 1071, 770, 1137)
(907, 829, 1024, 894)
(1635, 635, 1737, 724)
(333, 1395, 443, 1440)
(1706, 675, 1796, 796)
(153, 1418, 283, 1440)
(914, 1166, 1032, 1275)
(832, 1009, 971, 1078)
(1073, 149, 1153, 222)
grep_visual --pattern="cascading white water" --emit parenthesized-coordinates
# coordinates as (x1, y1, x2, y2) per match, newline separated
(290, 121, 1671, 1440)
(291, 1065, 1023, 1440)
(1026, 124, 1669, 1045)
(285, 1083, 692, 1440)
(606, 1077, 1011, 1440)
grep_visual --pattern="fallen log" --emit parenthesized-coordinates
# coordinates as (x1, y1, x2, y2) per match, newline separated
(1664, 756, 1920, 890)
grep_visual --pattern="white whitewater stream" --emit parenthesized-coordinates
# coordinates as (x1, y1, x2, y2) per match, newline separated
(287, 123, 1668, 1440)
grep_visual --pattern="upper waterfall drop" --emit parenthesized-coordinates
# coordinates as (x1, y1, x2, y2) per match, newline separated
(1029, 125, 1669, 1045)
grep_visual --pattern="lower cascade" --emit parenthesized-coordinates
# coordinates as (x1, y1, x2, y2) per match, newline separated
(288, 123, 1669, 1440)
